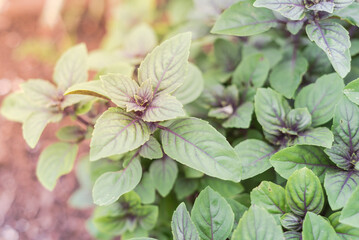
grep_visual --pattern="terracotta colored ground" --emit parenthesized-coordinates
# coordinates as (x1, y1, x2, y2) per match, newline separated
(0, 1, 106, 239)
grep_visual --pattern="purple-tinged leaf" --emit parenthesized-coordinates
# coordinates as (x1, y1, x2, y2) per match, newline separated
(100, 73, 139, 109)
(324, 170, 359, 210)
(340, 185, 359, 228)
(139, 136, 163, 160)
(293, 127, 334, 148)
(334, 0, 354, 10)
(138, 32, 191, 95)
(253, 0, 306, 20)
(306, 20, 351, 78)
(271, 145, 337, 182)
(90, 108, 151, 161)
(254, 88, 291, 136)
(286, 108, 312, 133)
(307, 1, 334, 12)
(142, 94, 184, 122)
(171, 203, 199, 240)
(159, 117, 242, 182)
(325, 97, 359, 170)
(235, 139, 276, 179)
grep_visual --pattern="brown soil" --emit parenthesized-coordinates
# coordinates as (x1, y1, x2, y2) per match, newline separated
(0, 1, 106, 239)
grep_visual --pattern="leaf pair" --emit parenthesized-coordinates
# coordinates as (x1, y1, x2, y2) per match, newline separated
(1, 44, 90, 148)
(255, 87, 334, 148)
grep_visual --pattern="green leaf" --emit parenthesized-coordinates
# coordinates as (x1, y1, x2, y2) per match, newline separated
(142, 94, 185, 122)
(286, 20, 304, 35)
(171, 203, 200, 240)
(254, 88, 291, 135)
(160, 117, 242, 182)
(92, 157, 142, 206)
(138, 32, 191, 95)
(64, 80, 110, 101)
(269, 56, 308, 99)
(139, 136, 163, 160)
(90, 108, 150, 161)
(340, 186, 359, 228)
(306, 20, 351, 78)
(234, 139, 276, 179)
(23, 110, 62, 148)
(232, 205, 285, 240)
(191, 187, 234, 240)
(53, 43, 88, 91)
(292, 127, 334, 148)
(173, 63, 204, 105)
(21, 79, 58, 106)
(295, 73, 344, 126)
(135, 205, 159, 230)
(214, 38, 241, 72)
(253, 0, 305, 20)
(270, 145, 337, 182)
(344, 78, 359, 105)
(222, 102, 254, 129)
(211, 2, 278, 36)
(302, 212, 340, 240)
(284, 231, 302, 240)
(250, 181, 287, 215)
(100, 74, 139, 109)
(285, 168, 324, 216)
(325, 96, 359, 170)
(56, 126, 85, 143)
(199, 177, 244, 198)
(174, 177, 198, 200)
(329, 211, 359, 239)
(232, 53, 270, 101)
(280, 213, 302, 231)
(134, 172, 156, 204)
(324, 170, 359, 210)
(36, 142, 78, 190)
(1, 91, 36, 122)
(334, 2, 359, 27)
(286, 108, 312, 133)
(334, 0, 355, 10)
(149, 156, 178, 197)
(226, 199, 248, 229)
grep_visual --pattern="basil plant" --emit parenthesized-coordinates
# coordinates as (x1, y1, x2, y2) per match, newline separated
(2, 0, 359, 239)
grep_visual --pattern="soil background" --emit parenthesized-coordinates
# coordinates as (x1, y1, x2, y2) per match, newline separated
(0, 0, 107, 239)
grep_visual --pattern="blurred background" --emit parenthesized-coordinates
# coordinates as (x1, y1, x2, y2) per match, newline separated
(0, 0, 128, 239)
